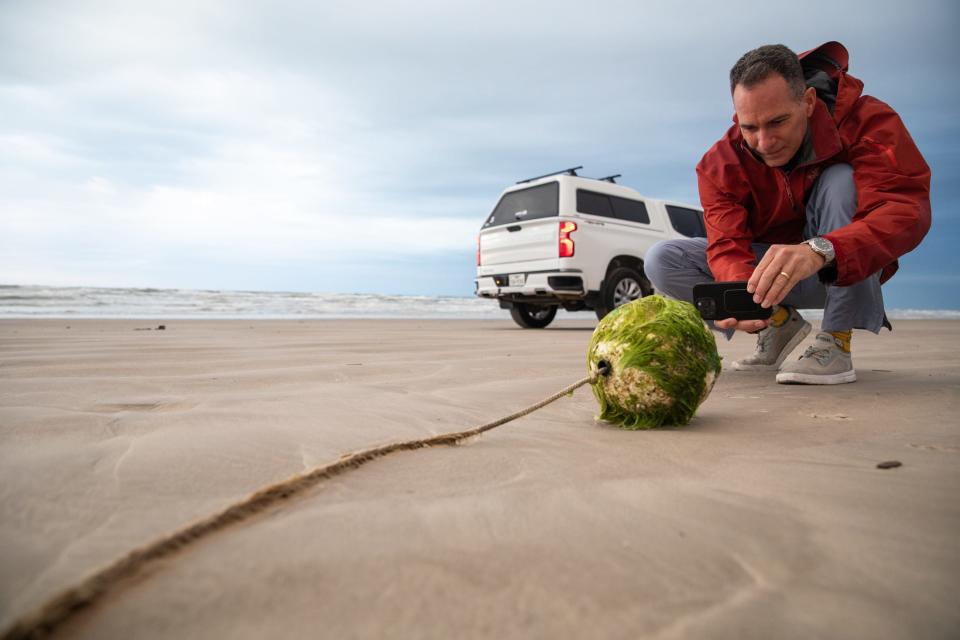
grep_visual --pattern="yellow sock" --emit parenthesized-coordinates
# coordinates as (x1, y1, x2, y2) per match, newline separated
(829, 330, 852, 353)
(769, 305, 790, 327)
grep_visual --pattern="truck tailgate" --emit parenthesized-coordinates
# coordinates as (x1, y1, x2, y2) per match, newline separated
(480, 219, 557, 266)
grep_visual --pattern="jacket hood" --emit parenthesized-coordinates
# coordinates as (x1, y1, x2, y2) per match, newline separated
(799, 41, 863, 121)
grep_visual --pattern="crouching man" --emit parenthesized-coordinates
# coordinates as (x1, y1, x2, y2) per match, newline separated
(645, 42, 931, 384)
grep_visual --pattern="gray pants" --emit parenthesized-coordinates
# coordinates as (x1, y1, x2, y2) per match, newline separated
(645, 164, 887, 335)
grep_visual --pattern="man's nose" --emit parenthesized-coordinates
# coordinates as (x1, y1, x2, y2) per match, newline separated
(756, 129, 775, 152)
(757, 129, 779, 153)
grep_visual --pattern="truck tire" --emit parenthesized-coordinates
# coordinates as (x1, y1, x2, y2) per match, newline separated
(595, 267, 652, 320)
(509, 303, 557, 329)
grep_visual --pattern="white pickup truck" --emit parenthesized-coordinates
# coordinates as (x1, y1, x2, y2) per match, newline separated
(475, 167, 706, 328)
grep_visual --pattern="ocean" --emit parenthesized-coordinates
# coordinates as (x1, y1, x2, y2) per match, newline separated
(1, 284, 958, 320)
(0, 285, 508, 319)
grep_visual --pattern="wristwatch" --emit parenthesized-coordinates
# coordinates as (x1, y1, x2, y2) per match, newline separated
(805, 237, 835, 265)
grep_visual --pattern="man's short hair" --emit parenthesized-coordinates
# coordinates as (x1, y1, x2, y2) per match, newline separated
(729, 44, 806, 100)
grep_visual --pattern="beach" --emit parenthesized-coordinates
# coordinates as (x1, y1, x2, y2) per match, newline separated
(1, 318, 958, 638)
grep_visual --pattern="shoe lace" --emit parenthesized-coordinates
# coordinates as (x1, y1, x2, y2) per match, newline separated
(754, 328, 774, 354)
(799, 344, 832, 365)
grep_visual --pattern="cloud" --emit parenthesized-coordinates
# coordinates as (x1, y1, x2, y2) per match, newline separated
(1, 0, 958, 298)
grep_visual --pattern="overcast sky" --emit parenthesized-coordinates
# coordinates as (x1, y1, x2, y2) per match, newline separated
(2, 0, 958, 307)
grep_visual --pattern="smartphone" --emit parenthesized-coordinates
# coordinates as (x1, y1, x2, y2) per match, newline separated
(692, 281, 773, 320)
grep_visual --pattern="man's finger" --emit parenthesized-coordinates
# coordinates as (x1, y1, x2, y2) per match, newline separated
(753, 258, 786, 304)
(737, 319, 769, 332)
(748, 248, 776, 293)
(762, 269, 793, 307)
(715, 317, 768, 333)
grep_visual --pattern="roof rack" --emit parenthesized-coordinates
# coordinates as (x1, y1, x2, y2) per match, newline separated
(516, 166, 583, 184)
(598, 174, 621, 183)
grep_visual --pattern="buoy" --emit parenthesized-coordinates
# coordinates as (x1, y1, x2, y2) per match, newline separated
(587, 295, 721, 429)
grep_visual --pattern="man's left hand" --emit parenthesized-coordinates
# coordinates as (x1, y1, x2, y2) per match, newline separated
(747, 243, 825, 308)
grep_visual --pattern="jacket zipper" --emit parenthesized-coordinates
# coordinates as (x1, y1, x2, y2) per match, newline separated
(780, 170, 796, 210)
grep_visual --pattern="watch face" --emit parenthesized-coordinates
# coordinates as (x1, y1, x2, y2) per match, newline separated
(809, 238, 834, 260)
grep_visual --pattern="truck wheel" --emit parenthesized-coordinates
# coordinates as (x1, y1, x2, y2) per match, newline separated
(595, 267, 652, 320)
(509, 303, 557, 329)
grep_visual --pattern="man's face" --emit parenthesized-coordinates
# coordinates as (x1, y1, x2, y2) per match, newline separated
(733, 74, 816, 167)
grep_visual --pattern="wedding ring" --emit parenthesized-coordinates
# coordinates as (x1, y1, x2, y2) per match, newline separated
(777, 271, 790, 279)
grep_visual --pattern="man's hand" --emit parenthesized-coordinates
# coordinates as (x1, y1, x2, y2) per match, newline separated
(715, 317, 770, 333)
(747, 243, 825, 308)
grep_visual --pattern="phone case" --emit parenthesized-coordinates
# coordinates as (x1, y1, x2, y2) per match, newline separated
(692, 281, 773, 320)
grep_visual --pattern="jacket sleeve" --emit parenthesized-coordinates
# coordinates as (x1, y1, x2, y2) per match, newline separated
(824, 97, 932, 285)
(697, 167, 756, 282)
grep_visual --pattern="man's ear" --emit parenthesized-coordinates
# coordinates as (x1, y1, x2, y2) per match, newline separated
(803, 86, 817, 116)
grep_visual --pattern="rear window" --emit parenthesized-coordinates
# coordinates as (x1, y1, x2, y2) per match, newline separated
(613, 197, 650, 224)
(666, 205, 706, 238)
(484, 182, 559, 227)
(577, 189, 650, 224)
(576, 190, 614, 218)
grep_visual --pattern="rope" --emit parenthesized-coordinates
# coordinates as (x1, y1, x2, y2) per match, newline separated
(2, 373, 600, 640)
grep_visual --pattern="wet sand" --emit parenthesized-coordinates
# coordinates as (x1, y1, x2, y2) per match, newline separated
(1, 318, 958, 639)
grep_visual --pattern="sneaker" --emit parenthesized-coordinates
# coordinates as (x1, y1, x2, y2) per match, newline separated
(776, 332, 857, 385)
(731, 307, 811, 371)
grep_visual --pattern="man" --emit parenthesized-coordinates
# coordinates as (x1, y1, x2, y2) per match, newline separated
(645, 42, 931, 384)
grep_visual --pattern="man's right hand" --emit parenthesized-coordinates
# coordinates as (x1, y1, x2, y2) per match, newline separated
(715, 317, 770, 333)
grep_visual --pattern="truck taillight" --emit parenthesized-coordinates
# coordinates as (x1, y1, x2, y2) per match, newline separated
(559, 221, 577, 258)
(476, 234, 481, 266)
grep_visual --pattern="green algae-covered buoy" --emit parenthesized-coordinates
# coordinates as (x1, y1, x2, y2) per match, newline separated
(587, 295, 721, 429)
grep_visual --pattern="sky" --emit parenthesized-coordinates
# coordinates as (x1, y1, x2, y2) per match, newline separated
(1, 0, 958, 308)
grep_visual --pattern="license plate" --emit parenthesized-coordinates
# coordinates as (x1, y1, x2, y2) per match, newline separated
(509, 273, 525, 287)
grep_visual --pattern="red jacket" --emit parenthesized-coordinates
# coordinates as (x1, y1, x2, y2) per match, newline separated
(696, 41, 931, 286)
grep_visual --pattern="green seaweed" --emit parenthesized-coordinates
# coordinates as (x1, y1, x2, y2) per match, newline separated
(587, 295, 721, 429)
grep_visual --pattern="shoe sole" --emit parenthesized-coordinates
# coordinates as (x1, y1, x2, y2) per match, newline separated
(731, 321, 812, 371)
(775, 370, 857, 385)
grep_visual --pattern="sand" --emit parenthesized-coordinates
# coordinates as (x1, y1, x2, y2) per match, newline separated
(1, 318, 958, 639)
